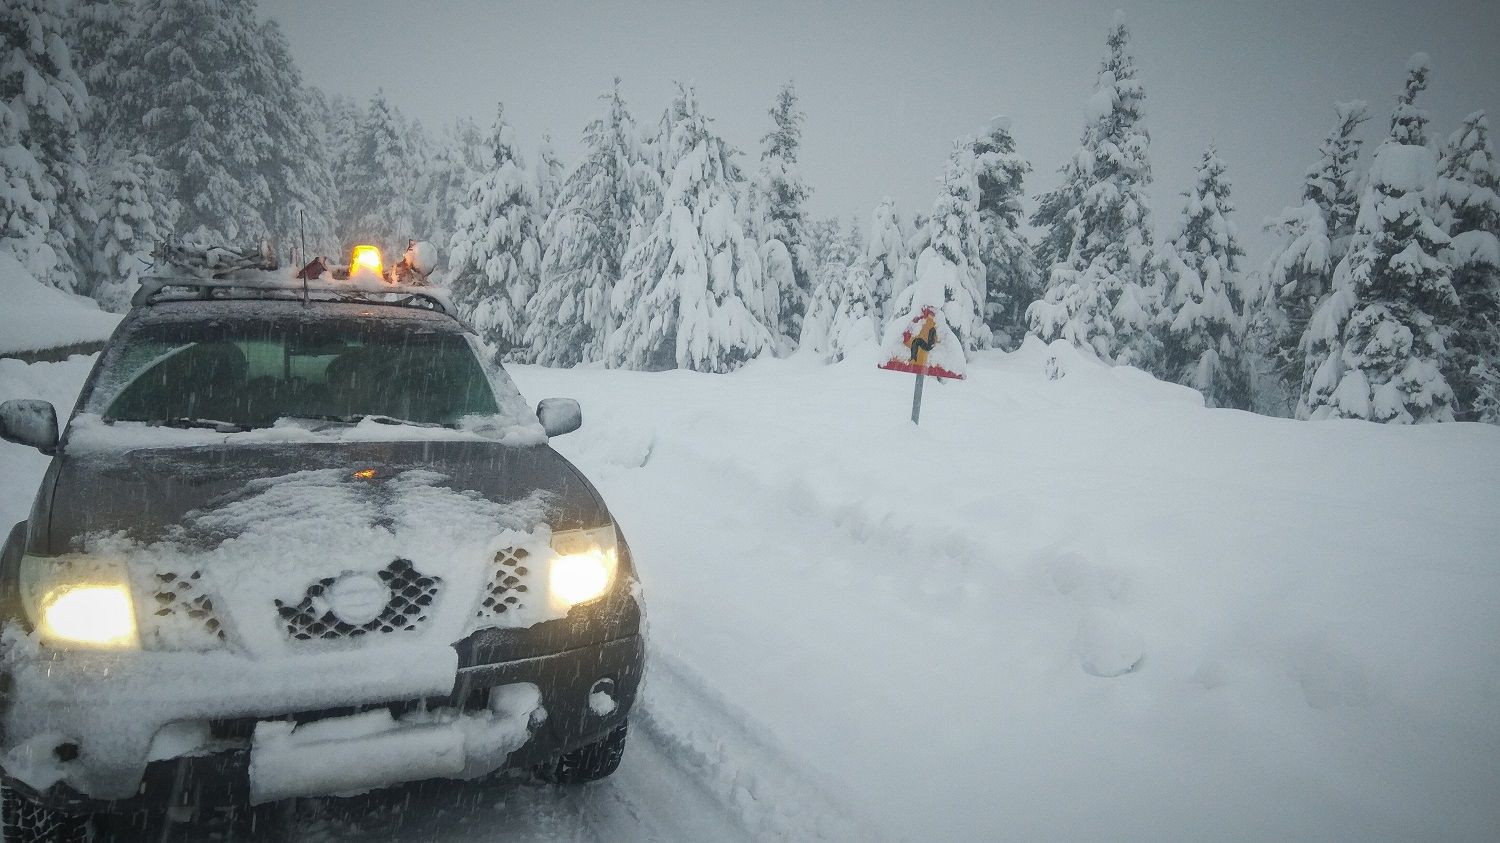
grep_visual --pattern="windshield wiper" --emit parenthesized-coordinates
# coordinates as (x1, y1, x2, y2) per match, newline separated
(281, 413, 447, 428)
(159, 417, 252, 433)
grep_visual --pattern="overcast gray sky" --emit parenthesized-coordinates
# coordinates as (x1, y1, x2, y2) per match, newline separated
(261, 0, 1499, 265)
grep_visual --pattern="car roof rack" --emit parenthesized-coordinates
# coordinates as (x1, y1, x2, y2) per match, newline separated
(132, 274, 460, 319)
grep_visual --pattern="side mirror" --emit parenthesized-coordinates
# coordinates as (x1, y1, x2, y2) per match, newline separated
(536, 398, 582, 438)
(0, 399, 59, 454)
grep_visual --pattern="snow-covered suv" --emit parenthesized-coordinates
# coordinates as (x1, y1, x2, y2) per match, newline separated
(0, 273, 644, 839)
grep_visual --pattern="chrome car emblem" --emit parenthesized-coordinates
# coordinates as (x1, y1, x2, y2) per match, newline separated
(317, 571, 390, 626)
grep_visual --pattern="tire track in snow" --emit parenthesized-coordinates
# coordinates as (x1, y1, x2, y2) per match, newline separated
(631, 650, 878, 842)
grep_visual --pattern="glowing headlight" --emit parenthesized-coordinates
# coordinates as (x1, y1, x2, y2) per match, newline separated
(39, 585, 138, 647)
(19, 555, 140, 649)
(548, 525, 619, 609)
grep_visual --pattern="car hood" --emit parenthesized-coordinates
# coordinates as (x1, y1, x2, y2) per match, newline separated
(37, 439, 606, 553)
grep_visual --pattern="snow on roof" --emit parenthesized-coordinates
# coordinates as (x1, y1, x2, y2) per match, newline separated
(0, 253, 122, 356)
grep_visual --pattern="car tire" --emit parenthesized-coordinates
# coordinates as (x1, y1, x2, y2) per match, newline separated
(537, 722, 629, 784)
(1, 782, 95, 842)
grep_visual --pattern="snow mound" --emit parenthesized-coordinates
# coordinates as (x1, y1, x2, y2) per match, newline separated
(0, 253, 122, 355)
(508, 346, 1500, 841)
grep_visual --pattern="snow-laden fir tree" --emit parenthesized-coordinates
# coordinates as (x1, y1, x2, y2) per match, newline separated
(2, 0, 95, 293)
(1436, 112, 1500, 422)
(534, 133, 565, 228)
(90, 153, 164, 312)
(863, 197, 909, 320)
(416, 118, 485, 272)
(802, 217, 844, 284)
(108, 0, 331, 248)
(252, 15, 337, 255)
(826, 262, 881, 362)
(1306, 54, 1458, 423)
(0, 99, 56, 282)
(1027, 13, 1160, 367)
(756, 83, 814, 345)
(1261, 100, 1369, 413)
(446, 104, 543, 362)
(525, 81, 656, 366)
(68, 0, 136, 155)
(1029, 129, 1086, 275)
(1158, 147, 1250, 408)
(634, 87, 690, 231)
(757, 236, 793, 350)
(607, 87, 773, 372)
(799, 226, 862, 360)
(972, 116, 1039, 350)
(886, 140, 989, 354)
(335, 92, 423, 255)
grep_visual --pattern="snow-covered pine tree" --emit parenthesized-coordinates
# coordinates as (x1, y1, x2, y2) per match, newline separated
(525, 81, 655, 366)
(757, 83, 814, 345)
(804, 216, 840, 279)
(0, 100, 56, 282)
(634, 86, 689, 232)
(1307, 54, 1458, 423)
(1262, 100, 1370, 414)
(90, 153, 162, 312)
(68, 0, 137, 156)
(336, 92, 423, 255)
(904, 211, 929, 292)
(757, 236, 793, 352)
(1029, 131, 1086, 275)
(827, 262, 881, 362)
(112, 0, 263, 245)
(886, 139, 989, 353)
(863, 197, 908, 320)
(1027, 13, 1160, 367)
(607, 87, 773, 372)
(103, 0, 337, 256)
(1158, 147, 1250, 408)
(972, 116, 1039, 350)
(252, 15, 336, 255)
(1, 0, 96, 293)
(799, 226, 862, 360)
(416, 118, 484, 273)
(1436, 111, 1500, 422)
(534, 133, 565, 227)
(446, 103, 542, 362)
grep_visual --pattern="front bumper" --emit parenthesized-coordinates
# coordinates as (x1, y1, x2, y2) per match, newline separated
(1, 633, 643, 813)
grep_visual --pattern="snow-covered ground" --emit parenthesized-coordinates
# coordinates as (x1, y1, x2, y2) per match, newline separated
(512, 340, 1500, 842)
(0, 254, 121, 357)
(2, 340, 1497, 841)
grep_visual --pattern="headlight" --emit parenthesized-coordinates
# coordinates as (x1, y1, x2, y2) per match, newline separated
(548, 525, 618, 609)
(19, 555, 140, 649)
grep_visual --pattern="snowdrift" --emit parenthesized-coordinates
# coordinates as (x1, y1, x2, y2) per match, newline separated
(0, 253, 122, 358)
(510, 340, 1500, 842)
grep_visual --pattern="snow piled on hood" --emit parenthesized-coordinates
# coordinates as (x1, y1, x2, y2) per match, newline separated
(85, 467, 558, 657)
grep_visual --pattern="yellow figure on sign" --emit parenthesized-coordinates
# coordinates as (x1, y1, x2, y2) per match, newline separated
(907, 311, 938, 368)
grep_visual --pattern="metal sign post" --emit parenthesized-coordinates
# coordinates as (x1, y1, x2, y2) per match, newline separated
(911, 372, 925, 424)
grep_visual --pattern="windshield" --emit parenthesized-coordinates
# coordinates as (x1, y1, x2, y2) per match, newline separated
(82, 312, 501, 429)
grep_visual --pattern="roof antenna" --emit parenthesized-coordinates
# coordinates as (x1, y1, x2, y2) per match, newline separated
(299, 209, 309, 307)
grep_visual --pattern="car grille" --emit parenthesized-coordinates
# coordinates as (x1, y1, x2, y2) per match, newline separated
(147, 570, 229, 649)
(476, 547, 531, 621)
(276, 559, 441, 641)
